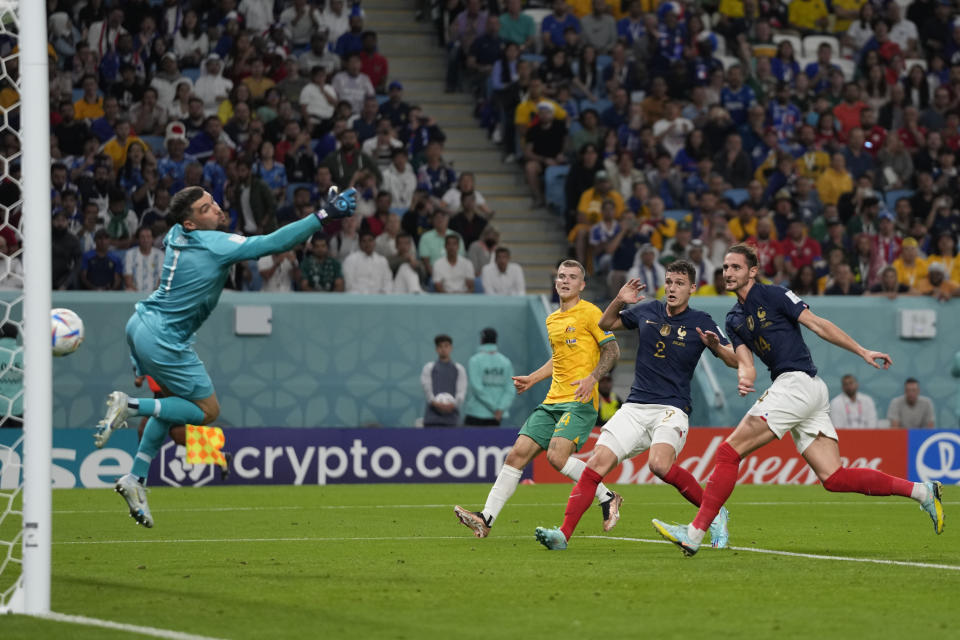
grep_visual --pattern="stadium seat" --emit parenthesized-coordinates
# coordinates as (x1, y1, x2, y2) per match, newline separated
(182, 68, 201, 83)
(664, 209, 691, 222)
(140, 135, 165, 155)
(884, 189, 913, 211)
(524, 8, 550, 53)
(802, 35, 840, 58)
(71, 87, 83, 103)
(376, 94, 389, 105)
(473, 276, 484, 293)
(579, 98, 612, 114)
(286, 181, 313, 205)
(544, 164, 570, 215)
(835, 58, 856, 81)
(772, 33, 803, 57)
(723, 188, 749, 206)
(520, 53, 546, 66)
(717, 55, 740, 70)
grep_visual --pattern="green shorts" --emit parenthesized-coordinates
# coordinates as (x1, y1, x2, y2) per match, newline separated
(518, 401, 598, 452)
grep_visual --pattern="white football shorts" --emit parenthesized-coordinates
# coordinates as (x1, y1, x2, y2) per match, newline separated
(747, 370, 838, 454)
(596, 403, 689, 462)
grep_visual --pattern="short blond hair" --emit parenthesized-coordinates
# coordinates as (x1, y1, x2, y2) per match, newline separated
(558, 259, 586, 278)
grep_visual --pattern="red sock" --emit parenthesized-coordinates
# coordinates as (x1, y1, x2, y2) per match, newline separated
(560, 466, 602, 540)
(661, 464, 703, 507)
(822, 467, 914, 497)
(691, 443, 741, 531)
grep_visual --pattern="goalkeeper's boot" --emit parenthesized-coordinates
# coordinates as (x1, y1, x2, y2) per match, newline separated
(920, 481, 944, 535)
(600, 491, 623, 532)
(534, 526, 568, 550)
(454, 505, 490, 538)
(708, 506, 730, 549)
(94, 391, 132, 448)
(115, 473, 153, 528)
(652, 519, 700, 557)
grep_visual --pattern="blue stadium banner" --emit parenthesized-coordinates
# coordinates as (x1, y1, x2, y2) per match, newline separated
(0, 428, 528, 488)
(907, 429, 960, 484)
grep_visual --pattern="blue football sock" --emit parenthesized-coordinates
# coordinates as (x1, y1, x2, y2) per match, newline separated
(134, 397, 205, 425)
(131, 417, 173, 478)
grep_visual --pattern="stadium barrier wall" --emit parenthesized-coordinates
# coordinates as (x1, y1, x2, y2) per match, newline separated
(26, 292, 553, 429)
(0, 428, 956, 488)
(6, 293, 960, 429)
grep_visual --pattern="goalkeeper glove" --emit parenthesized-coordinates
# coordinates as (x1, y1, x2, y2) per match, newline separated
(316, 186, 357, 221)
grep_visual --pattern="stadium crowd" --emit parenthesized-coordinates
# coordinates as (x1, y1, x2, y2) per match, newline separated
(0, 0, 950, 305)
(444, 0, 960, 301)
(33, 0, 526, 296)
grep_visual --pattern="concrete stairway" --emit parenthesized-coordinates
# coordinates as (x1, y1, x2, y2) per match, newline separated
(365, 1, 568, 295)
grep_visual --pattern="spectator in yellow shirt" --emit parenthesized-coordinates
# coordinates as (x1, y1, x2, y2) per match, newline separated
(926, 232, 960, 284)
(101, 118, 144, 171)
(74, 73, 105, 121)
(816, 153, 854, 206)
(728, 202, 759, 242)
(577, 170, 625, 223)
(788, 0, 830, 34)
(892, 237, 928, 289)
(832, 0, 866, 33)
(242, 58, 276, 103)
(916, 262, 959, 301)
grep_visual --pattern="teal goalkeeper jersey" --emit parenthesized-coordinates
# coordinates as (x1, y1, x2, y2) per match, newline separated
(136, 215, 322, 348)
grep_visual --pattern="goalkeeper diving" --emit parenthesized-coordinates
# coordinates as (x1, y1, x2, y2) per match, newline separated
(93, 185, 358, 527)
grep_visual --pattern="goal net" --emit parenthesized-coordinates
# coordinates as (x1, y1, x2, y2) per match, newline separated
(0, 0, 52, 615)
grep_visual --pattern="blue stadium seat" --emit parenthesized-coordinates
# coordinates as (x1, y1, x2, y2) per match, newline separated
(140, 135, 165, 155)
(376, 94, 389, 105)
(884, 188, 913, 211)
(664, 209, 691, 222)
(579, 98, 612, 114)
(285, 182, 314, 205)
(473, 276, 483, 293)
(520, 53, 545, 65)
(182, 68, 201, 83)
(723, 188, 749, 206)
(71, 88, 83, 103)
(544, 165, 570, 215)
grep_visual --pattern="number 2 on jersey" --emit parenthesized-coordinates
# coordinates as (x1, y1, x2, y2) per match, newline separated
(654, 340, 666, 358)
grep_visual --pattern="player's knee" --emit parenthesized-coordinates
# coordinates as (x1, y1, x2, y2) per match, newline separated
(545, 448, 568, 471)
(648, 457, 672, 479)
(201, 403, 220, 425)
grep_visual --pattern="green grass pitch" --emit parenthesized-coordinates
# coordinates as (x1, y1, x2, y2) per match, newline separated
(3, 483, 958, 639)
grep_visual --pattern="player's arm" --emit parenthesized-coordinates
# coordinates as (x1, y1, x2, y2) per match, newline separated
(735, 344, 757, 396)
(573, 339, 620, 403)
(798, 309, 893, 370)
(697, 327, 739, 369)
(216, 188, 357, 264)
(599, 278, 646, 331)
(513, 357, 553, 395)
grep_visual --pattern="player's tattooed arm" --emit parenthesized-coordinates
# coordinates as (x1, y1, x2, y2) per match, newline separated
(573, 340, 620, 402)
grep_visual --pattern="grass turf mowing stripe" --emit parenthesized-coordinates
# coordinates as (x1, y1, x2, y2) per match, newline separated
(38, 612, 227, 640)
(51, 534, 960, 572)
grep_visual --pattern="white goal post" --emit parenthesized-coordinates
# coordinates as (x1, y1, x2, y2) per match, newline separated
(0, 0, 52, 616)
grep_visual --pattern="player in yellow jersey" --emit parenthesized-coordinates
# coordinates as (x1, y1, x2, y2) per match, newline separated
(455, 260, 622, 538)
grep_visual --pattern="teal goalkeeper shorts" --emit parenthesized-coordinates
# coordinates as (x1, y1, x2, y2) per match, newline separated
(125, 313, 215, 400)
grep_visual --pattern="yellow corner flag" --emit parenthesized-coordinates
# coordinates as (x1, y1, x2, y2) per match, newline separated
(185, 425, 228, 470)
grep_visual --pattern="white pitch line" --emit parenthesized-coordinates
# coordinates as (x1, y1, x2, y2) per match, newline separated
(583, 535, 960, 572)
(53, 535, 470, 545)
(37, 611, 227, 640)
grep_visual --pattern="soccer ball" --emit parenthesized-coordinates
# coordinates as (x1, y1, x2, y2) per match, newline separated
(51, 308, 84, 356)
(434, 392, 456, 405)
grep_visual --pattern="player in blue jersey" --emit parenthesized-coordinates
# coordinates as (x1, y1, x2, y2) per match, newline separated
(93, 185, 357, 527)
(653, 244, 945, 557)
(535, 260, 741, 550)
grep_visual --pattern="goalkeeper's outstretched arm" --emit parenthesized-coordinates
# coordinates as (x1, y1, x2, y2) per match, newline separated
(217, 188, 357, 264)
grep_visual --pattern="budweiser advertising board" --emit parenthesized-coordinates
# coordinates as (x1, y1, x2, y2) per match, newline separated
(532, 428, 908, 485)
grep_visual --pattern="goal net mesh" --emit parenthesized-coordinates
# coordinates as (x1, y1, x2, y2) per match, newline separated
(0, 0, 24, 612)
